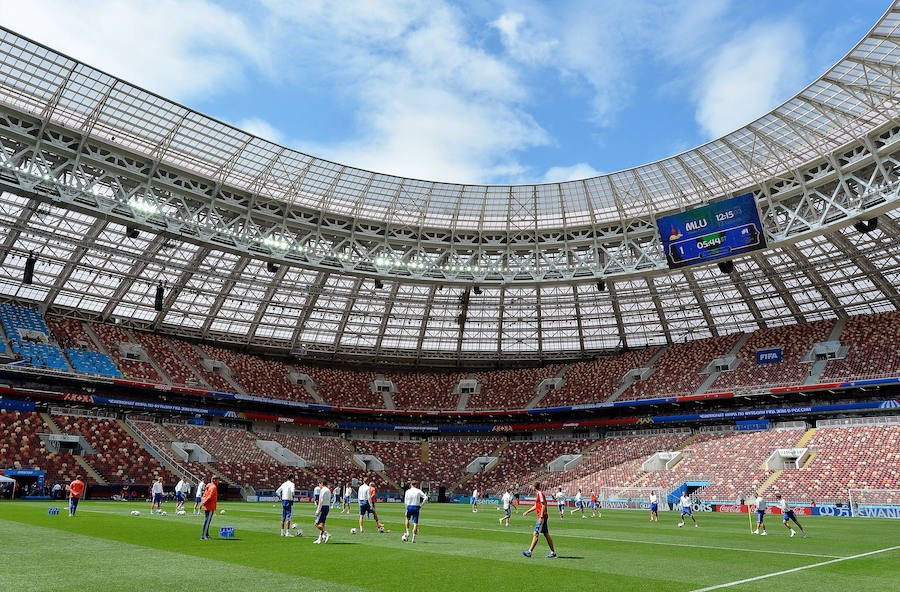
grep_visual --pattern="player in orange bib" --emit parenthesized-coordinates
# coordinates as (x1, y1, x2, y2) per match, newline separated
(521, 483, 557, 559)
(68, 475, 85, 517)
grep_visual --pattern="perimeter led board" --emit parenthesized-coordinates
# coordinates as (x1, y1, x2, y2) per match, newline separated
(657, 193, 766, 269)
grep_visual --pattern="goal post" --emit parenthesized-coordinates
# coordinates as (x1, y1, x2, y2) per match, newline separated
(599, 486, 669, 511)
(848, 489, 900, 517)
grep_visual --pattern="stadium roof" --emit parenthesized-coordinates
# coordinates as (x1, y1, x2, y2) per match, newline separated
(0, 5, 897, 364)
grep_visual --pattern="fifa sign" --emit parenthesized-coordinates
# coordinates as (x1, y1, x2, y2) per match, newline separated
(756, 348, 782, 364)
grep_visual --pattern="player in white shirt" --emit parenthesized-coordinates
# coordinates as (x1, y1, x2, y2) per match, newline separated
(150, 477, 164, 514)
(471, 488, 479, 512)
(403, 482, 428, 543)
(313, 485, 321, 508)
(649, 492, 659, 522)
(753, 495, 768, 535)
(174, 478, 187, 512)
(193, 479, 205, 515)
(499, 489, 513, 527)
(570, 489, 585, 518)
(342, 484, 352, 513)
(678, 494, 698, 527)
(313, 480, 332, 543)
(775, 494, 808, 538)
(275, 475, 296, 536)
(555, 487, 567, 519)
(357, 480, 372, 533)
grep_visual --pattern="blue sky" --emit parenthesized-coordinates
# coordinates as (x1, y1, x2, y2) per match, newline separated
(1, 0, 888, 184)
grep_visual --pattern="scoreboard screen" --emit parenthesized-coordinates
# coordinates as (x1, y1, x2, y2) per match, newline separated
(656, 193, 767, 269)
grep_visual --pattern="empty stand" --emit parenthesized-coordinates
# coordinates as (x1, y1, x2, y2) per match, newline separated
(0, 304, 71, 370)
(467, 365, 564, 410)
(541, 349, 661, 407)
(822, 311, 900, 380)
(90, 322, 163, 383)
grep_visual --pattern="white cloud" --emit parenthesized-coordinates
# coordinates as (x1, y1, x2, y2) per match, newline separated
(491, 12, 558, 66)
(0, 0, 264, 101)
(259, 0, 550, 183)
(541, 163, 601, 183)
(694, 20, 806, 138)
(237, 118, 287, 145)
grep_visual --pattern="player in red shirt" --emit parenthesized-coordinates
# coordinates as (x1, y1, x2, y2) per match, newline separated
(68, 475, 85, 517)
(368, 481, 383, 527)
(200, 476, 219, 540)
(521, 482, 557, 558)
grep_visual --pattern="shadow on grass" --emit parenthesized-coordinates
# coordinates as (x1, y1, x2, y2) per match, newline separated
(556, 556, 584, 560)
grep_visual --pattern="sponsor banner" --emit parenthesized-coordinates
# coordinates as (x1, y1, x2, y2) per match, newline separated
(813, 505, 853, 517)
(460, 496, 501, 505)
(756, 348, 783, 364)
(603, 500, 660, 510)
(0, 398, 35, 412)
(854, 506, 900, 519)
(714, 504, 811, 515)
(715, 504, 749, 513)
(92, 395, 235, 417)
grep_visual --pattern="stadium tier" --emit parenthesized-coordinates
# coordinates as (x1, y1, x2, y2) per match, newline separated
(89, 322, 163, 383)
(304, 366, 385, 408)
(821, 311, 900, 380)
(390, 371, 465, 410)
(540, 348, 662, 407)
(467, 364, 565, 410)
(0, 409, 80, 484)
(165, 338, 234, 392)
(0, 304, 71, 370)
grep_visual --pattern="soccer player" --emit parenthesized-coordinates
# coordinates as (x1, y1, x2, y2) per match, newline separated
(200, 476, 218, 540)
(589, 490, 600, 517)
(174, 477, 188, 512)
(403, 481, 427, 543)
(753, 494, 768, 535)
(649, 492, 659, 522)
(276, 474, 295, 537)
(499, 488, 513, 527)
(521, 483, 557, 559)
(150, 477, 164, 514)
(342, 484, 352, 513)
(313, 484, 321, 509)
(570, 488, 585, 518)
(678, 493, 698, 527)
(472, 487, 479, 512)
(775, 494, 808, 538)
(555, 487, 566, 519)
(193, 478, 206, 515)
(313, 480, 331, 544)
(357, 479, 371, 534)
(68, 475, 85, 517)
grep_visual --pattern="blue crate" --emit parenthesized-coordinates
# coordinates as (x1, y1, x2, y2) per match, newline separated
(219, 526, 235, 538)
(47, 507, 60, 515)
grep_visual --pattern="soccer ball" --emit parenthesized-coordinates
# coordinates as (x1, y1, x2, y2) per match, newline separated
(378, 525, 386, 533)
(677, 523, 684, 528)
(293, 526, 303, 537)
(160, 511, 167, 516)
(350, 528, 357, 535)
(401, 534, 409, 542)
(176, 509, 186, 516)
(130, 510, 140, 516)
(219, 509, 225, 515)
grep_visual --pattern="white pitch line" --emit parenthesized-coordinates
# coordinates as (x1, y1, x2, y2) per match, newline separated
(689, 545, 900, 592)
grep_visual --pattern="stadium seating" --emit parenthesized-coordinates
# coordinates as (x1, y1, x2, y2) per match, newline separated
(51, 415, 171, 483)
(89, 322, 164, 383)
(709, 321, 833, 390)
(466, 364, 565, 410)
(0, 410, 81, 485)
(540, 348, 662, 407)
(64, 349, 122, 377)
(0, 304, 71, 370)
(762, 425, 900, 503)
(822, 311, 900, 380)
(618, 334, 743, 400)
(198, 344, 315, 403)
(303, 366, 385, 408)
(638, 429, 806, 501)
(390, 372, 464, 410)
(131, 331, 202, 387)
(47, 317, 123, 378)
(466, 440, 586, 493)
(165, 338, 234, 392)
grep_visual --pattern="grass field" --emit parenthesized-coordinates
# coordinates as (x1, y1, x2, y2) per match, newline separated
(0, 500, 898, 591)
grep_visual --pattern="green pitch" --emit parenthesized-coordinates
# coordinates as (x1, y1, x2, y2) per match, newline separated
(0, 501, 898, 591)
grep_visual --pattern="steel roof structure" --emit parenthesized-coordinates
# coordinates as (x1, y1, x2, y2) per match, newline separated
(0, 5, 898, 364)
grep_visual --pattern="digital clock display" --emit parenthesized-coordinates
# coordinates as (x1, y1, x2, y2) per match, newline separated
(656, 193, 767, 269)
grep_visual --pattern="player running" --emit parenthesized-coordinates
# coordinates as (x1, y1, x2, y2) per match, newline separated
(150, 477, 164, 514)
(472, 487, 479, 512)
(570, 488, 585, 518)
(589, 490, 600, 517)
(313, 480, 332, 544)
(555, 487, 566, 519)
(775, 494, 808, 538)
(649, 492, 659, 522)
(403, 481, 427, 543)
(276, 474, 296, 537)
(521, 482, 557, 559)
(68, 475, 85, 517)
(200, 476, 218, 540)
(678, 493, 698, 527)
(192, 478, 206, 515)
(499, 488, 513, 527)
(753, 494, 768, 535)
